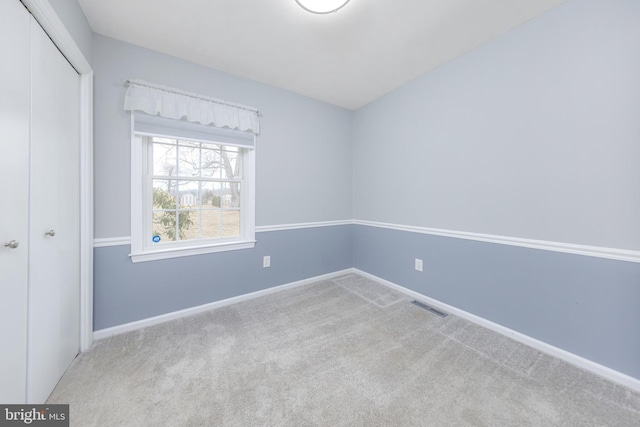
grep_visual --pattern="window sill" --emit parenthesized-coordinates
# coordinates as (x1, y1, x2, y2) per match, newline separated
(129, 240, 256, 263)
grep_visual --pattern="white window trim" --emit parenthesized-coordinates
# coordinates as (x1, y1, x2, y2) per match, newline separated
(129, 114, 256, 263)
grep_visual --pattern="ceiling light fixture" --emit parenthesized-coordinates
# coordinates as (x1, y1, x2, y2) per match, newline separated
(295, 0, 351, 14)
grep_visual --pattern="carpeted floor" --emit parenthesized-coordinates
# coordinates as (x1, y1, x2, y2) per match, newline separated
(49, 273, 640, 426)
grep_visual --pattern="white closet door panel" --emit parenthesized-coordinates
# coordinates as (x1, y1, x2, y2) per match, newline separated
(27, 17, 81, 404)
(0, 0, 30, 404)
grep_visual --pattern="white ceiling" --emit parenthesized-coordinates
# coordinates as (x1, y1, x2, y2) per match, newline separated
(78, 0, 567, 110)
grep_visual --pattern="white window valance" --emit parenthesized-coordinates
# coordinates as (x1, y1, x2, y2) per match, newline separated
(133, 113, 254, 149)
(124, 79, 260, 134)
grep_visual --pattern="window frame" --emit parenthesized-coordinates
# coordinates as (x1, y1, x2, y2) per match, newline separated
(130, 114, 256, 263)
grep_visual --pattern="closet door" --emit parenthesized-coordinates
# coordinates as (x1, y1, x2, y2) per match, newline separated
(0, 0, 30, 404)
(27, 17, 81, 403)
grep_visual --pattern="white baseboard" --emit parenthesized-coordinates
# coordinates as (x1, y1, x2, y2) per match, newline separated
(352, 268, 640, 393)
(93, 269, 352, 341)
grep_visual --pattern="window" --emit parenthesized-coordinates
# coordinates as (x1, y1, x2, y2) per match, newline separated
(130, 113, 255, 262)
(149, 137, 243, 241)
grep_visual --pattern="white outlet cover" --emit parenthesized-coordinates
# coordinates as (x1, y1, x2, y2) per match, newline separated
(415, 258, 423, 272)
(263, 256, 271, 268)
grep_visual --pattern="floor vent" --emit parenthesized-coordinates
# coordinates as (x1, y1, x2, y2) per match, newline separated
(410, 300, 449, 318)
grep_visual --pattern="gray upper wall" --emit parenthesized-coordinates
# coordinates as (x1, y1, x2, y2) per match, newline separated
(47, 0, 92, 63)
(352, 0, 640, 251)
(92, 35, 353, 239)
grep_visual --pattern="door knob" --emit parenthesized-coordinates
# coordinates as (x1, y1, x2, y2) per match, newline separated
(45, 230, 56, 237)
(4, 240, 19, 249)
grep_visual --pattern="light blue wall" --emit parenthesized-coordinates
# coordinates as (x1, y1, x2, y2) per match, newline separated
(353, 225, 640, 379)
(47, 0, 92, 63)
(93, 34, 353, 239)
(94, 226, 352, 330)
(350, 0, 640, 380)
(353, 0, 640, 251)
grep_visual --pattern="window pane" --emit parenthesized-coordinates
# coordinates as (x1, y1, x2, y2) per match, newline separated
(178, 210, 199, 241)
(152, 211, 177, 242)
(153, 180, 176, 210)
(201, 209, 222, 239)
(201, 147, 222, 178)
(221, 148, 241, 179)
(177, 141, 200, 177)
(222, 210, 240, 237)
(197, 182, 214, 209)
(207, 182, 221, 207)
(177, 180, 198, 208)
(152, 141, 177, 177)
(220, 182, 241, 208)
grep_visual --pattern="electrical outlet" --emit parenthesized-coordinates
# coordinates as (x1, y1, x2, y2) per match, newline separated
(415, 258, 423, 272)
(263, 255, 271, 268)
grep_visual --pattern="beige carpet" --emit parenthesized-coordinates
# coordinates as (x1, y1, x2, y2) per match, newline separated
(49, 273, 640, 426)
